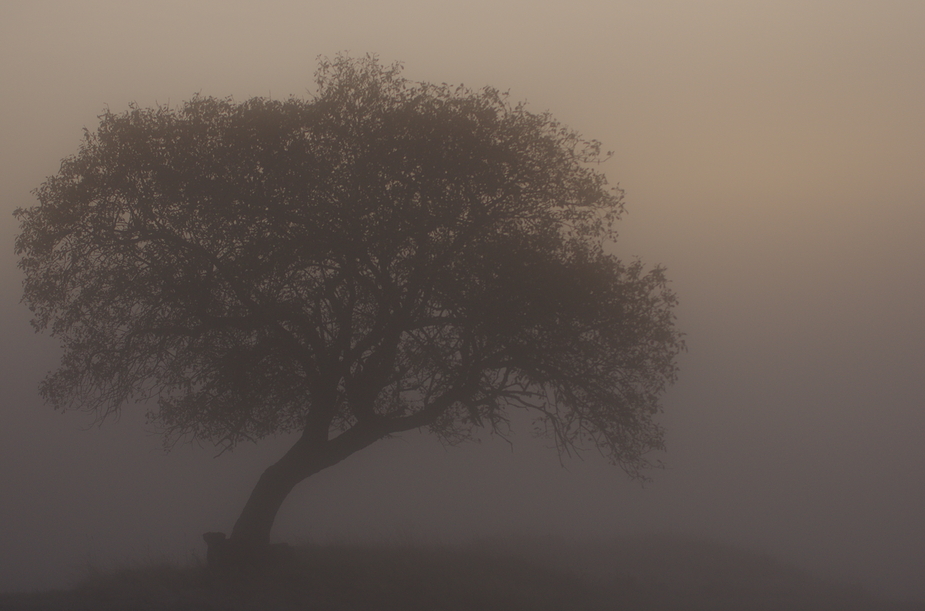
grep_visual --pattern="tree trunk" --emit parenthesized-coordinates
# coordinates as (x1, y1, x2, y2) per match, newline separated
(205, 420, 392, 568)
(230, 460, 304, 549)
(227, 433, 323, 553)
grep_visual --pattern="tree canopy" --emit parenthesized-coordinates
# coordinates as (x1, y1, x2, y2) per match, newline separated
(16, 55, 682, 552)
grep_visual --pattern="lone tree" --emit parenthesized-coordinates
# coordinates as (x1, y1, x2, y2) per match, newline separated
(16, 55, 682, 561)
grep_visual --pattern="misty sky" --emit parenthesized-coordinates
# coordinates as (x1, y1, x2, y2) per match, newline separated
(2, 0, 923, 601)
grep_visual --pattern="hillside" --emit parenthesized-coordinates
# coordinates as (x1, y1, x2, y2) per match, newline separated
(1, 536, 922, 611)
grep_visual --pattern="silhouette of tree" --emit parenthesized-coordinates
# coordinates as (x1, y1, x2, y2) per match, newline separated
(15, 55, 683, 561)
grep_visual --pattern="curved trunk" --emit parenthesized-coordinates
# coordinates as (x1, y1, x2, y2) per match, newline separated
(226, 431, 326, 555)
(206, 420, 394, 567)
(230, 461, 304, 548)
(205, 405, 454, 568)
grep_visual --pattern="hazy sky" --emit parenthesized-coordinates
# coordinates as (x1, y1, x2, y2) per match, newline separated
(2, 0, 924, 601)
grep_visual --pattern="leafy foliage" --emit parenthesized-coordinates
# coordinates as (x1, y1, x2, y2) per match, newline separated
(16, 55, 682, 476)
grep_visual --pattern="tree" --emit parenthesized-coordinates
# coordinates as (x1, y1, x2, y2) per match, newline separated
(15, 55, 683, 561)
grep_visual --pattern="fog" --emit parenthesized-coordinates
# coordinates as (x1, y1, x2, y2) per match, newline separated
(2, 0, 923, 602)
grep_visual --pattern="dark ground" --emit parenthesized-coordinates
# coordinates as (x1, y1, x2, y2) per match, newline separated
(2, 536, 922, 611)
